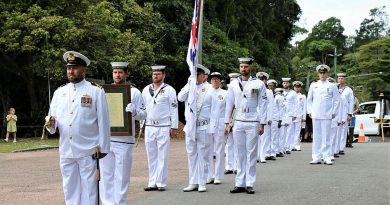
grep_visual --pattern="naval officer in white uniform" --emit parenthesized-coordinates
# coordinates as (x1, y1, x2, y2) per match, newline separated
(46, 51, 110, 205)
(307, 64, 340, 165)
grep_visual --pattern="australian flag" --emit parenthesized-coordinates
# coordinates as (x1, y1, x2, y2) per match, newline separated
(184, 0, 200, 137)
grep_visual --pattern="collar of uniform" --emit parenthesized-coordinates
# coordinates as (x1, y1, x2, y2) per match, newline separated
(71, 79, 87, 89)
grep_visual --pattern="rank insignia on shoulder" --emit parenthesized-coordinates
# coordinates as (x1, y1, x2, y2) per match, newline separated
(171, 102, 178, 108)
(81, 94, 92, 107)
(91, 82, 103, 89)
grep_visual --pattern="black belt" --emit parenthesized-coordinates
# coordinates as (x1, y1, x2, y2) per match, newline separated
(111, 140, 134, 144)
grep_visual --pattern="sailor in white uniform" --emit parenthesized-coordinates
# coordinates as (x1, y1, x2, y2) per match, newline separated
(267, 80, 280, 160)
(100, 62, 147, 205)
(282, 78, 298, 154)
(307, 65, 340, 165)
(46, 51, 110, 205)
(256, 72, 273, 163)
(291, 81, 306, 151)
(224, 58, 266, 194)
(273, 88, 285, 157)
(178, 64, 212, 192)
(225, 73, 240, 174)
(206, 72, 227, 185)
(142, 66, 178, 191)
(336, 73, 354, 155)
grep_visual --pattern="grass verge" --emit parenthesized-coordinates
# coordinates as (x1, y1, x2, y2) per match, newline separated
(0, 137, 59, 153)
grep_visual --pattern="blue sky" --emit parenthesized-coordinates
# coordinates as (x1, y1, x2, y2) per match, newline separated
(292, 0, 390, 43)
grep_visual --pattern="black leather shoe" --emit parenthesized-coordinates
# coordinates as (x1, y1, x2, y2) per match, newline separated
(334, 153, 339, 158)
(158, 187, 165, 191)
(246, 187, 255, 194)
(286, 151, 291, 154)
(339, 151, 345, 155)
(233, 170, 237, 174)
(291, 148, 297, 151)
(265, 156, 272, 160)
(224, 170, 234, 174)
(230, 187, 246, 193)
(144, 186, 158, 191)
(270, 156, 276, 160)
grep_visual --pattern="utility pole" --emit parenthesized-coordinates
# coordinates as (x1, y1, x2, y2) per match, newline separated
(327, 48, 342, 79)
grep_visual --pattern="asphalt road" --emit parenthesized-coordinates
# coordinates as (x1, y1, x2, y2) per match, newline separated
(131, 141, 390, 205)
(0, 139, 389, 205)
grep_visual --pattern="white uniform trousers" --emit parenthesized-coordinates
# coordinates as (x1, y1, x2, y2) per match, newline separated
(225, 132, 237, 171)
(207, 130, 225, 180)
(258, 124, 271, 161)
(233, 121, 259, 187)
(278, 126, 286, 153)
(292, 119, 302, 150)
(312, 119, 332, 161)
(330, 126, 339, 156)
(338, 122, 348, 152)
(145, 126, 170, 187)
(100, 141, 133, 205)
(285, 121, 296, 151)
(186, 129, 210, 185)
(270, 122, 279, 157)
(60, 156, 97, 205)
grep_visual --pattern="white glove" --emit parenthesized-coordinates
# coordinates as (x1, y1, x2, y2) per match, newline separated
(125, 103, 136, 113)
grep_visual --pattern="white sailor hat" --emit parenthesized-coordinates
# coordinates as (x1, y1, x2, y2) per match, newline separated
(196, 64, 210, 75)
(292, 81, 303, 86)
(336, 73, 346, 77)
(63, 51, 90, 67)
(275, 88, 283, 93)
(210, 72, 222, 80)
(281, 78, 291, 82)
(228, 73, 240, 78)
(111, 62, 129, 70)
(256, 72, 269, 80)
(267, 79, 278, 86)
(316, 64, 330, 72)
(151, 65, 166, 71)
(238, 57, 254, 65)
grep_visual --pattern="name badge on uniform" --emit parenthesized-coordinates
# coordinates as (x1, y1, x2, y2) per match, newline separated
(251, 88, 259, 96)
(81, 94, 92, 107)
(218, 95, 224, 101)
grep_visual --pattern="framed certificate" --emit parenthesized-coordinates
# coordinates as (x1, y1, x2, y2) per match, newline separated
(102, 84, 132, 136)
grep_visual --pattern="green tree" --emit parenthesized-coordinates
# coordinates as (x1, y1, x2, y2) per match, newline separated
(343, 37, 390, 100)
(354, 6, 389, 48)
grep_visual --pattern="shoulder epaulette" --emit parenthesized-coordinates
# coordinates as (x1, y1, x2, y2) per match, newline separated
(91, 82, 103, 89)
(55, 83, 67, 91)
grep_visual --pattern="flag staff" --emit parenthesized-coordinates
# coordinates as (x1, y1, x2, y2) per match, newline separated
(197, 0, 204, 65)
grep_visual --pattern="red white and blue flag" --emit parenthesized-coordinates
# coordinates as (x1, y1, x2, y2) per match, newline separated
(184, 0, 200, 136)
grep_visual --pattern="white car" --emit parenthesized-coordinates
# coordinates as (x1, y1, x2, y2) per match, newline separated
(353, 100, 390, 136)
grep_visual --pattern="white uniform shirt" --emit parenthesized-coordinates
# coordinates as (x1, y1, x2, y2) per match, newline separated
(283, 89, 298, 123)
(272, 93, 284, 121)
(142, 83, 178, 129)
(338, 86, 354, 122)
(307, 79, 340, 120)
(224, 76, 267, 124)
(111, 86, 146, 144)
(208, 87, 227, 133)
(178, 82, 212, 131)
(265, 89, 274, 122)
(49, 80, 110, 158)
(295, 93, 307, 121)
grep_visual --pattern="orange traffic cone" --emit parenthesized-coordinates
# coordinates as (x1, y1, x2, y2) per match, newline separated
(358, 123, 366, 143)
